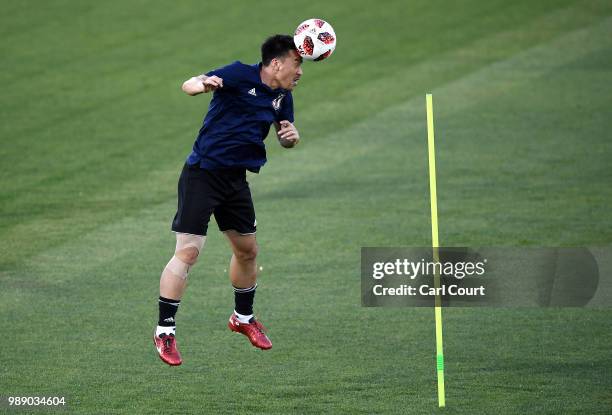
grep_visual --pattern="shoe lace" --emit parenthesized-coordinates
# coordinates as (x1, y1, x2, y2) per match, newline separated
(163, 336, 174, 353)
(253, 320, 268, 334)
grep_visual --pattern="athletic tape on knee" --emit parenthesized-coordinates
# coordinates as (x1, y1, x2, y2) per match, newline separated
(165, 234, 206, 279)
(165, 255, 191, 279)
(176, 233, 205, 255)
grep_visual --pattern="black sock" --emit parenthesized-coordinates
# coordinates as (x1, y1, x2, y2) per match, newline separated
(158, 296, 180, 326)
(233, 284, 257, 316)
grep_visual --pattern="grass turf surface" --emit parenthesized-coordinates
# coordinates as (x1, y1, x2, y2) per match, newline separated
(1, 0, 612, 413)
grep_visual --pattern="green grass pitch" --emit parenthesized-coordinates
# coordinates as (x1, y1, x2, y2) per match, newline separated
(1, 0, 611, 413)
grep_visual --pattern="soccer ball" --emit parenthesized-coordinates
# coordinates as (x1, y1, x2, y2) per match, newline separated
(293, 18, 336, 61)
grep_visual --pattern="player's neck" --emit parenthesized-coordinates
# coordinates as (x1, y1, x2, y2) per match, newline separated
(260, 66, 281, 90)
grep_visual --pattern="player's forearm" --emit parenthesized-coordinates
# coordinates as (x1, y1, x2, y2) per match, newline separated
(182, 75, 206, 95)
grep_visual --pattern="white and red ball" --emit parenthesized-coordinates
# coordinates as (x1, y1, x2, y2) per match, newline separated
(293, 18, 336, 61)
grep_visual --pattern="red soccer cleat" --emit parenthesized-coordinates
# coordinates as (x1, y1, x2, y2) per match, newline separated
(153, 332, 182, 366)
(228, 313, 272, 350)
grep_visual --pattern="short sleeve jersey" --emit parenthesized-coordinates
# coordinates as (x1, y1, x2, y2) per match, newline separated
(186, 61, 294, 173)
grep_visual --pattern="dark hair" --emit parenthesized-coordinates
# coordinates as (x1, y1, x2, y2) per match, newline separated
(261, 34, 297, 66)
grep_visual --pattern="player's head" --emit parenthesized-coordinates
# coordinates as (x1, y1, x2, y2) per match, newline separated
(261, 34, 303, 90)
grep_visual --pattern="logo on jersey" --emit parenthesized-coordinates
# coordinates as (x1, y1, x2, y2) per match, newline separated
(272, 93, 285, 111)
(248, 88, 257, 96)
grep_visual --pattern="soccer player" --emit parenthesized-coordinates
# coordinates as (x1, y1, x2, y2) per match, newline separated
(153, 35, 303, 366)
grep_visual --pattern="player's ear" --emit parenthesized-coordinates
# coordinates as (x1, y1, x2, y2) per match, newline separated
(272, 57, 281, 72)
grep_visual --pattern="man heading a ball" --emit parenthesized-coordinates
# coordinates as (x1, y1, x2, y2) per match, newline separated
(154, 34, 303, 366)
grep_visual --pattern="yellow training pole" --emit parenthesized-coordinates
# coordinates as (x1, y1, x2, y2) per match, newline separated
(426, 93, 446, 407)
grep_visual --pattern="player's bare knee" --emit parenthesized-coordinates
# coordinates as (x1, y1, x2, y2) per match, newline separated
(235, 245, 258, 263)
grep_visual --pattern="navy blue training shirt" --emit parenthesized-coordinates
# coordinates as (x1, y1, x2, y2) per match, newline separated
(186, 61, 294, 173)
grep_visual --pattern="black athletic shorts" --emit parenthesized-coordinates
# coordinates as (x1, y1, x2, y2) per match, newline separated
(171, 163, 256, 236)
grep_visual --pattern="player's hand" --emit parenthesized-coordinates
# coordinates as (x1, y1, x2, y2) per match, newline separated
(277, 120, 300, 148)
(203, 75, 223, 93)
